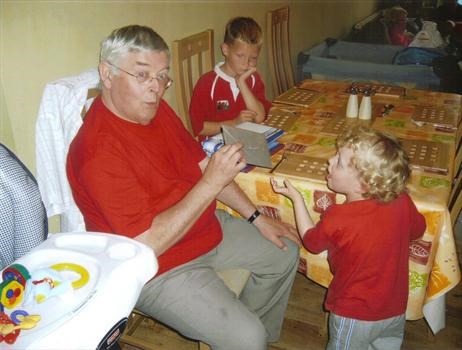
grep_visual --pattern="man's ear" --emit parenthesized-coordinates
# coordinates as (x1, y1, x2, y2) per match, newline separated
(99, 62, 112, 89)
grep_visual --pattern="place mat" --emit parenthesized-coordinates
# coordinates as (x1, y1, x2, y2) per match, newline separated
(273, 153, 328, 182)
(399, 138, 450, 175)
(273, 87, 323, 108)
(319, 122, 449, 174)
(349, 82, 406, 98)
(320, 117, 373, 135)
(264, 108, 300, 132)
(412, 106, 459, 131)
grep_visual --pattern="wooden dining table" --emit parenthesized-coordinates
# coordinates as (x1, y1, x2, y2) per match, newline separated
(218, 78, 461, 333)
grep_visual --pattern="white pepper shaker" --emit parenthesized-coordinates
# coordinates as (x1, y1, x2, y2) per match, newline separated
(358, 89, 372, 120)
(346, 87, 359, 119)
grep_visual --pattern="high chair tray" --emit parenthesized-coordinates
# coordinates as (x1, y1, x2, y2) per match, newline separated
(0, 232, 156, 350)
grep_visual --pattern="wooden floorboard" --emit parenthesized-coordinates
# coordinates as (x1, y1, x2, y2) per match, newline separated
(120, 226, 462, 350)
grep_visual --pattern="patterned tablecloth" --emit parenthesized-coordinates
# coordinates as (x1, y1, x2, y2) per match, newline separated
(219, 79, 461, 322)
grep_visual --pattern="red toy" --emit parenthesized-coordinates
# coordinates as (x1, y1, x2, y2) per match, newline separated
(0, 312, 20, 344)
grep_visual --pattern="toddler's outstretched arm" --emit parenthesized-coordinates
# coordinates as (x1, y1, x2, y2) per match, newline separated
(270, 177, 314, 237)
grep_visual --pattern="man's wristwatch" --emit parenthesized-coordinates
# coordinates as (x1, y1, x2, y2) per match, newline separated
(247, 209, 261, 224)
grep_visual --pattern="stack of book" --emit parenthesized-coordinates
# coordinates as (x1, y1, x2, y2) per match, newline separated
(201, 122, 285, 158)
(238, 122, 285, 153)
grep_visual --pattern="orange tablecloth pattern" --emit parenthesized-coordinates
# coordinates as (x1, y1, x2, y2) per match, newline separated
(219, 79, 461, 321)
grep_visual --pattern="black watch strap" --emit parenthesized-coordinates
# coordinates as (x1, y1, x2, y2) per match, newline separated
(247, 209, 261, 224)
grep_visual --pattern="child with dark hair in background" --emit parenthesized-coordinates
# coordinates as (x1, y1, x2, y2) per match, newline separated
(271, 126, 426, 350)
(385, 6, 414, 46)
(189, 17, 271, 141)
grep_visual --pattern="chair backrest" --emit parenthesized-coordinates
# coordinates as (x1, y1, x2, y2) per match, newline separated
(267, 6, 295, 97)
(172, 29, 215, 135)
(35, 69, 100, 232)
(0, 144, 48, 269)
(449, 142, 462, 227)
(450, 183, 462, 227)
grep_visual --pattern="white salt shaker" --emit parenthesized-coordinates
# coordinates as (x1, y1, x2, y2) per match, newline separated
(346, 87, 358, 119)
(358, 89, 372, 120)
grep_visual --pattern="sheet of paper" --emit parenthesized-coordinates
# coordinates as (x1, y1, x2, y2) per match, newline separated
(221, 126, 272, 168)
(235, 121, 275, 134)
(210, 122, 277, 142)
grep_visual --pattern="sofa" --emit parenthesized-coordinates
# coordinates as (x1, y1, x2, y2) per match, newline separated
(296, 38, 443, 90)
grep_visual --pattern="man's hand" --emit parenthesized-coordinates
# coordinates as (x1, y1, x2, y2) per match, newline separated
(253, 214, 302, 250)
(202, 143, 246, 193)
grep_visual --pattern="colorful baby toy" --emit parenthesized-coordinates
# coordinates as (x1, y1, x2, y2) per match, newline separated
(0, 261, 90, 345)
(0, 312, 20, 344)
(23, 263, 89, 305)
(0, 264, 30, 309)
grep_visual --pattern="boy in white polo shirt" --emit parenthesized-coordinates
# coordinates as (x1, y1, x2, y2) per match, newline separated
(189, 17, 271, 141)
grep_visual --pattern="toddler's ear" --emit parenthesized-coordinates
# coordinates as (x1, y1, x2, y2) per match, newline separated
(359, 181, 369, 195)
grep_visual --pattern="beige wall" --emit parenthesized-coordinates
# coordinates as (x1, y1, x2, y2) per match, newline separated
(0, 0, 378, 172)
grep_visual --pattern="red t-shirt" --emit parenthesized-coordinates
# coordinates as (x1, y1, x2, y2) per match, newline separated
(67, 96, 222, 276)
(389, 26, 412, 46)
(189, 67, 272, 141)
(303, 192, 426, 321)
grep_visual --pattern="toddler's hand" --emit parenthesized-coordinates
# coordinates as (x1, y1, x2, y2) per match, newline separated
(270, 177, 300, 200)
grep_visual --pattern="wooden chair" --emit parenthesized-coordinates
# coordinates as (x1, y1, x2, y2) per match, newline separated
(119, 268, 251, 350)
(450, 189, 462, 227)
(266, 6, 295, 97)
(172, 29, 215, 135)
(449, 143, 462, 227)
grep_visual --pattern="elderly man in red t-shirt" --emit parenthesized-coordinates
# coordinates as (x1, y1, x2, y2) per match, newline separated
(66, 25, 299, 349)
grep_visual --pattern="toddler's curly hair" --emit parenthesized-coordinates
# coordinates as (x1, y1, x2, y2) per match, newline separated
(337, 126, 411, 202)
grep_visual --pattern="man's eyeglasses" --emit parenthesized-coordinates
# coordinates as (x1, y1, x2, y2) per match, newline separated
(107, 61, 173, 89)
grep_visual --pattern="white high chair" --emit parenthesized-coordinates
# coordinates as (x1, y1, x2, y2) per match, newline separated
(1, 143, 155, 349)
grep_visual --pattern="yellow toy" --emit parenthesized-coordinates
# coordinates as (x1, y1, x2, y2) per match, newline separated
(0, 314, 41, 336)
(51, 263, 89, 289)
